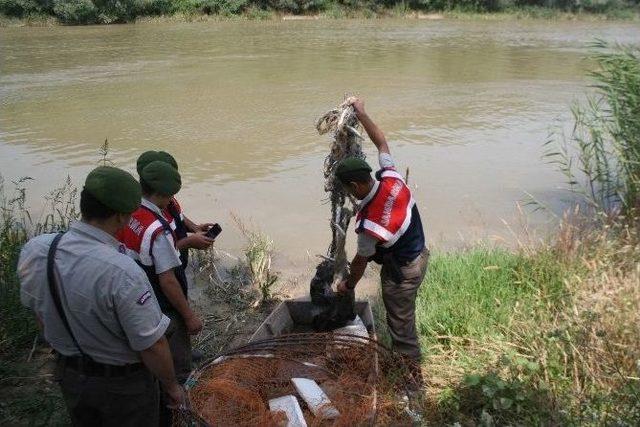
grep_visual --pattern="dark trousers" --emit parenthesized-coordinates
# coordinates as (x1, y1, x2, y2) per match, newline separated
(380, 247, 430, 362)
(55, 359, 159, 427)
(166, 311, 192, 383)
(160, 311, 192, 426)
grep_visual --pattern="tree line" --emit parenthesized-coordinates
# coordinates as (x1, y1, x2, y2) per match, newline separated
(1, 0, 638, 25)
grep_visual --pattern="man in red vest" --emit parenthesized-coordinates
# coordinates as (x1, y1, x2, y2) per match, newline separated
(335, 97, 429, 388)
(136, 151, 215, 272)
(135, 151, 215, 365)
(117, 160, 203, 424)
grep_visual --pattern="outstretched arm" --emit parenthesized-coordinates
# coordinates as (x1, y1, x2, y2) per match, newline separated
(346, 97, 390, 155)
(336, 233, 379, 294)
(337, 254, 368, 294)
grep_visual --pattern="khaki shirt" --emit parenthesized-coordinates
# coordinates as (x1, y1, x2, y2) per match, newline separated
(19, 221, 170, 366)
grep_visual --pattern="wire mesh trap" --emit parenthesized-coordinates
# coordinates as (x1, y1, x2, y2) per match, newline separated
(178, 333, 422, 426)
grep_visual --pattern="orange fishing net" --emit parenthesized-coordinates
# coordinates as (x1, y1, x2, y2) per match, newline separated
(179, 333, 422, 427)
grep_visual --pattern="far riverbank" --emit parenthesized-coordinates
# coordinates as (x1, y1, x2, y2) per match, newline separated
(1, 5, 639, 27)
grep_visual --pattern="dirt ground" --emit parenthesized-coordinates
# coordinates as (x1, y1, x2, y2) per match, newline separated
(189, 251, 382, 362)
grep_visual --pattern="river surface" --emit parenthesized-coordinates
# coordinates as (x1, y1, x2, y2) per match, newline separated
(1, 19, 639, 277)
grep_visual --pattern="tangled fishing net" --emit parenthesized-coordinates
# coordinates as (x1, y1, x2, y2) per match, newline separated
(309, 100, 366, 329)
(314, 101, 365, 286)
(179, 334, 421, 426)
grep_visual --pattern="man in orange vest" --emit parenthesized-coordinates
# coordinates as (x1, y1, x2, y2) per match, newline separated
(335, 97, 429, 388)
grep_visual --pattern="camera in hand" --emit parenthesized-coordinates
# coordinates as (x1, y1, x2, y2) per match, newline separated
(205, 223, 222, 239)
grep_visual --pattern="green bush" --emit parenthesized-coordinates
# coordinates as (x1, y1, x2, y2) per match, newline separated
(0, 180, 37, 353)
(0, 176, 77, 355)
(50, 0, 150, 24)
(1, 0, 638, 20)
(266, 0, 326, 12)
(203, 0, 249, 14)
(140, 0, 174, 14)
(415, 249, 564, 341)
(95, 0, 147, 22)
(53, 0, 97, 22)
(0, 0, 52, 17)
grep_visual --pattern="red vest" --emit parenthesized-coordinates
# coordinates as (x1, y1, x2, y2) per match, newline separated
(355, 168, 416, 248)
(116, 203, 178, 267)
(167, 197, 184, 223)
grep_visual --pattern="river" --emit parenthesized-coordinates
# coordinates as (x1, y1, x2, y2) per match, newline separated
(1, 19, 639, 278)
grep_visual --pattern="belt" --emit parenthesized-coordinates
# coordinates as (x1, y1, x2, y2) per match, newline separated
(58, 354, 144, 377)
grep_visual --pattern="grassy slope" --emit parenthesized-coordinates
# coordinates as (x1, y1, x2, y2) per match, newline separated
(416, 249, 564, 342)
(387, 239, 640, 425)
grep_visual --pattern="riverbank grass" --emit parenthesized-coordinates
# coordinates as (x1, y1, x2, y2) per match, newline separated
(0, 178, 73, 425)
(416, 248, 565, 342)
(373, 229, 637, 425)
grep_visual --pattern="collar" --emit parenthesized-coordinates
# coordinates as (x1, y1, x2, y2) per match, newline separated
(141, 197, 163, 216)
(358, 180, 380, 211)
(70, 220, 123, 251)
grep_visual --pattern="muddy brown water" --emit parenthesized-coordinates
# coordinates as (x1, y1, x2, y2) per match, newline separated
(1, 19, 639, 284)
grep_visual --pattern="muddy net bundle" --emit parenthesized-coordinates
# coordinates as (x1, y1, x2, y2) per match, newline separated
(179, 334, 421, 426)
(309, 100, 366, 328)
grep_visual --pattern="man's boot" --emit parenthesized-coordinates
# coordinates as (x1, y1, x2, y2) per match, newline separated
(401, 356, 425, 399)
(397, 356, 425, 425)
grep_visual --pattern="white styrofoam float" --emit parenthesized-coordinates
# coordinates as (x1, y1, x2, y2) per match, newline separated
(291, 378, 340, 419)
(268, 395, 308, 427)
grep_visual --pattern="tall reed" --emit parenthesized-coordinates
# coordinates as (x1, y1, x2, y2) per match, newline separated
(546, 41, 640, 215)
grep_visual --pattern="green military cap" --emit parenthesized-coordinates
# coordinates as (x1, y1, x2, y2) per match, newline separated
(136, 151, 179, 175)
(141, 160, 182, 196)
(157, 151, 178, 170)
(335, 157, 372, 183)
(84, 166, 142, 213)
(136, 151, 160, 175)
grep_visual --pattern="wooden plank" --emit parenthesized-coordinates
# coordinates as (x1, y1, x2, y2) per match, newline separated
(249, 301, 293, 342)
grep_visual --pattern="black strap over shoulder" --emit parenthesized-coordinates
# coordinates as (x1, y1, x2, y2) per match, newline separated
(141, 205, 175, 240)
(47, 232, 88, 358)
(138, 205, 189, 313)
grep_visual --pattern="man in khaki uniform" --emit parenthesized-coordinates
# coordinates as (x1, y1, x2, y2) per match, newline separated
(19, 166, 184, 426)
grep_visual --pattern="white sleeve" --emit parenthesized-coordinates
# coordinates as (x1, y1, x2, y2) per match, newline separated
(18, 241, 40, 310)
(379, 153, 395, 170)
(151, 232, 181, 274)
(357, 232, 379, 257)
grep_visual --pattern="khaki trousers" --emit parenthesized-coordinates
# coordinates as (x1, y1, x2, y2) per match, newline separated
(166, 311, 192, 383)
(380, 247, 430, 361)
